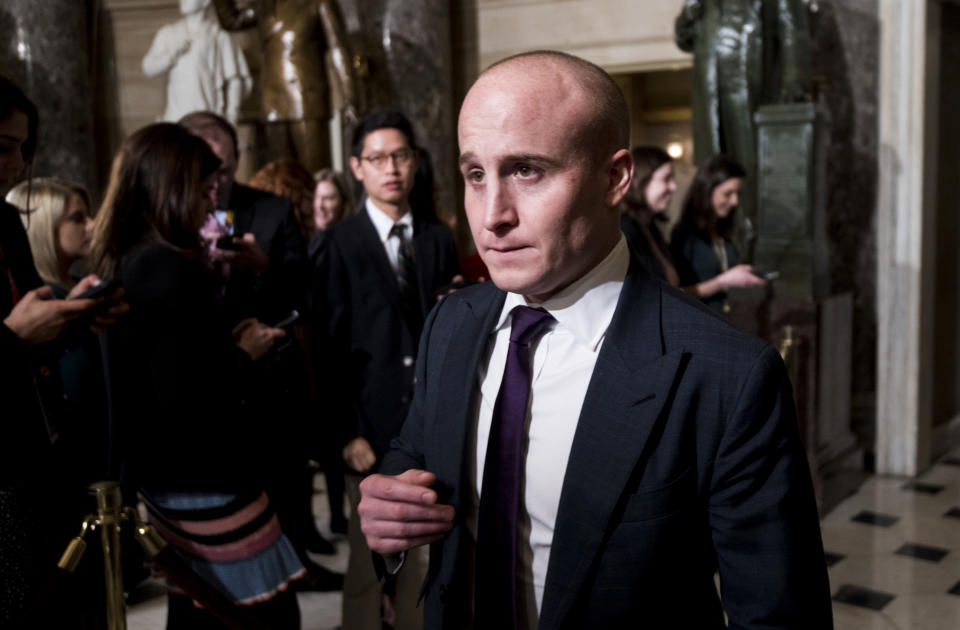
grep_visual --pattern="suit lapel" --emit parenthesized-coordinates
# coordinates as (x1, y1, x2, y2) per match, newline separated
(412, 222, 440, 316)
(538, 266, 685, 630)
(350, 209, 402, 305)
(432, 285, 505, 509)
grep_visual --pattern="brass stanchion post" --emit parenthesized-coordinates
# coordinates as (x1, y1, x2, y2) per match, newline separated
(90, 481, 127, 630)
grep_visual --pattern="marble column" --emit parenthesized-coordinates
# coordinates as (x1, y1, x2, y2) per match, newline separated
(875, 0, 938, 476)
(0, 0, 97, 192)
(340, 0, 458, 225)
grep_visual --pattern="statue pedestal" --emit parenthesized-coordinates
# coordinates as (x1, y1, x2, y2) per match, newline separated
(753, 103, 831, 300)
(733, 103, 862, 512)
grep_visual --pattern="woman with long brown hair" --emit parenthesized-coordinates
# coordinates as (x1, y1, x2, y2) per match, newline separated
(619, 145, 680, 285)
(670, 154, 766, 314)
(89, 123, 304, 628)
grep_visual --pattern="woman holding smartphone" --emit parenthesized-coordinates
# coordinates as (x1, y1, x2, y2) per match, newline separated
(89, 123, 303, 628)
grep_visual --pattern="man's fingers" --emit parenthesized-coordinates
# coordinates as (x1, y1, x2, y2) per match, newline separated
(358, 496, 455, 525)
(365, 532, 449, 556)
(361, 472, 438, 505)
(394, 469, 437, 488)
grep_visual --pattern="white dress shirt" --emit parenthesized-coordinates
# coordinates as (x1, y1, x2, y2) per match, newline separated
(468, 236, 630, 629)
(365, 197, 413, 269)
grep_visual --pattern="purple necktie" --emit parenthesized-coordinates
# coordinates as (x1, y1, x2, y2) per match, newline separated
(475, 305, 556, 630)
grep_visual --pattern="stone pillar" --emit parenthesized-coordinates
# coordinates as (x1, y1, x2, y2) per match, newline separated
(341, 0, 458, 224)
(875, 0, 938, 475)
(0, 0, 97, 191)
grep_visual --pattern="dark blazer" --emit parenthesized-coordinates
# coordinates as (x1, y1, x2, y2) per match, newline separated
(106, 245, 259, 492)
(225, 182, 307, 325)
(670, 221, 739, 313)
(380, 260, 832, 629)
(314, 208, 458, 460)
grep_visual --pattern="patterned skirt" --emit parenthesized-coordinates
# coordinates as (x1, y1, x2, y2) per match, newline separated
(141, 489, 305, 604)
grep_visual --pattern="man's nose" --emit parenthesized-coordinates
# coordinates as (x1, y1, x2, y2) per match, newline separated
(481, 180, 517, 232)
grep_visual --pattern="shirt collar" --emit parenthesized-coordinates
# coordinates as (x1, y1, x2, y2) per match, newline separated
(494, 236, 629, 351)
(366, 197, 413, 243)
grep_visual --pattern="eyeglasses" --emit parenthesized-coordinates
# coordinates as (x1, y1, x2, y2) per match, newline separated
(361, 149, 413, 170)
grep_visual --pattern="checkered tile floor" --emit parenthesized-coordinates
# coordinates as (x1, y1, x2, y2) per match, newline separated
(821, 446, 960, 629)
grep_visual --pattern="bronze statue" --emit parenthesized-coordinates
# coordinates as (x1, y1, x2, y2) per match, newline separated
(676, 0, 812, 256)
(212, 0, 363, 173)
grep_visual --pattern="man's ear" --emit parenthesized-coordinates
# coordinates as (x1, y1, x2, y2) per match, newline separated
(349, 155, 364, 182)
(604, 148, 633, 208)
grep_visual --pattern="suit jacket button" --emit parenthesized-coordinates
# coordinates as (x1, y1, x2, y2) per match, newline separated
(438, 584, 447, 603)
(403, 355, 414, 367)
(401, 395, 410, 405)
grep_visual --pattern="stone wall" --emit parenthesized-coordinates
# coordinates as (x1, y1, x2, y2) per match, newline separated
(0, 0, 98, 192)
(809, 0, 880, 436)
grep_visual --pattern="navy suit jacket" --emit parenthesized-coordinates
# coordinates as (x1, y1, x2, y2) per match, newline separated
(225, 182, 307, 324)
(380, 260, 833, 629)
(314, 209, 459, 460)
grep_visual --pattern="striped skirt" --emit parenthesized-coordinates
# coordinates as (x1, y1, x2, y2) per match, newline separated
(141, 489, 305, 604)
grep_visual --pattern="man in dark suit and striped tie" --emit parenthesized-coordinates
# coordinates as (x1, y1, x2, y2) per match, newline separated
(314, 110, 459, 630)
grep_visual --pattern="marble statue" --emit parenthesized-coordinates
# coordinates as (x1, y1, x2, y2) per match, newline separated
(211, 0, 363, 174)
(676, 0, 812, 256)
(142, 0, 252, 124)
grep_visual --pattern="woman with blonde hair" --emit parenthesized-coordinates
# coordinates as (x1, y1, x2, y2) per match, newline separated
(6, 177, 93, 291)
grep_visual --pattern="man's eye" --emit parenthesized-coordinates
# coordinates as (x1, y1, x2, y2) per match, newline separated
(515, 165, 537, 178)
(465, 170, 484, 184)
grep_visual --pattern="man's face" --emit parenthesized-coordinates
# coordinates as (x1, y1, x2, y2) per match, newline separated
(0, 110, 29, 197)
(199, 126, 237, 208)
(349, 128, 417, 213)
(458, 64, 627, 303)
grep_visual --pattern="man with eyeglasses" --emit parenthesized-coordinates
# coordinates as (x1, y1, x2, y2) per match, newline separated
(314, 110, 459, 630)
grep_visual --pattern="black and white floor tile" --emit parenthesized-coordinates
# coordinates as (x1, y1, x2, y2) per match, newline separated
(822, 445, 960, 629)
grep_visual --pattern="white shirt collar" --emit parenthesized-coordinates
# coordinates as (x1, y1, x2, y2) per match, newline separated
(365, 197, 413, 243)
(494, 236, 629, 351)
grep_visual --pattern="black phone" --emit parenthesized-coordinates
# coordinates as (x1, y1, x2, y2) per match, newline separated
(272, 310, 299, 352)
(70, 278, 120, 301)
(216, 235, 243, 250)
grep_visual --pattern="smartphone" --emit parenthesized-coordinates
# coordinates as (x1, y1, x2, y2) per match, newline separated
(272, 310, 299, 352)
(273, 310, 300, 329)
(753, 270, 780, 281)
(70, 278, 120, 301)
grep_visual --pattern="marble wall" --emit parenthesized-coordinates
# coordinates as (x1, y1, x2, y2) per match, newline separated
(339, 0, 458, 225)
(809, 0, 880, 433)
(0, 0, 97, 192)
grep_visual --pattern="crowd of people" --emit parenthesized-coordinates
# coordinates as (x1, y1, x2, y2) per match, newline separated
(1, 48, 829, 630)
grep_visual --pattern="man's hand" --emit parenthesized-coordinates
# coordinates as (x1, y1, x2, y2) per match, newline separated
(3, 286, 95, 344)
(358, 470, 456, 555)
(211, 233, 270, 273)
(343, 436, 377, 473)
(233, 317, 285, 360)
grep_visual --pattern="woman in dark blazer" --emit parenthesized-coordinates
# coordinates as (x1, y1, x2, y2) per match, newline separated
(89, 123, 304, 629)
(670, 154, 766, 314)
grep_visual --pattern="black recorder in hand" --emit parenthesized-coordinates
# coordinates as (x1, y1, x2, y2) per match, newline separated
(272, 310, 299, 352)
